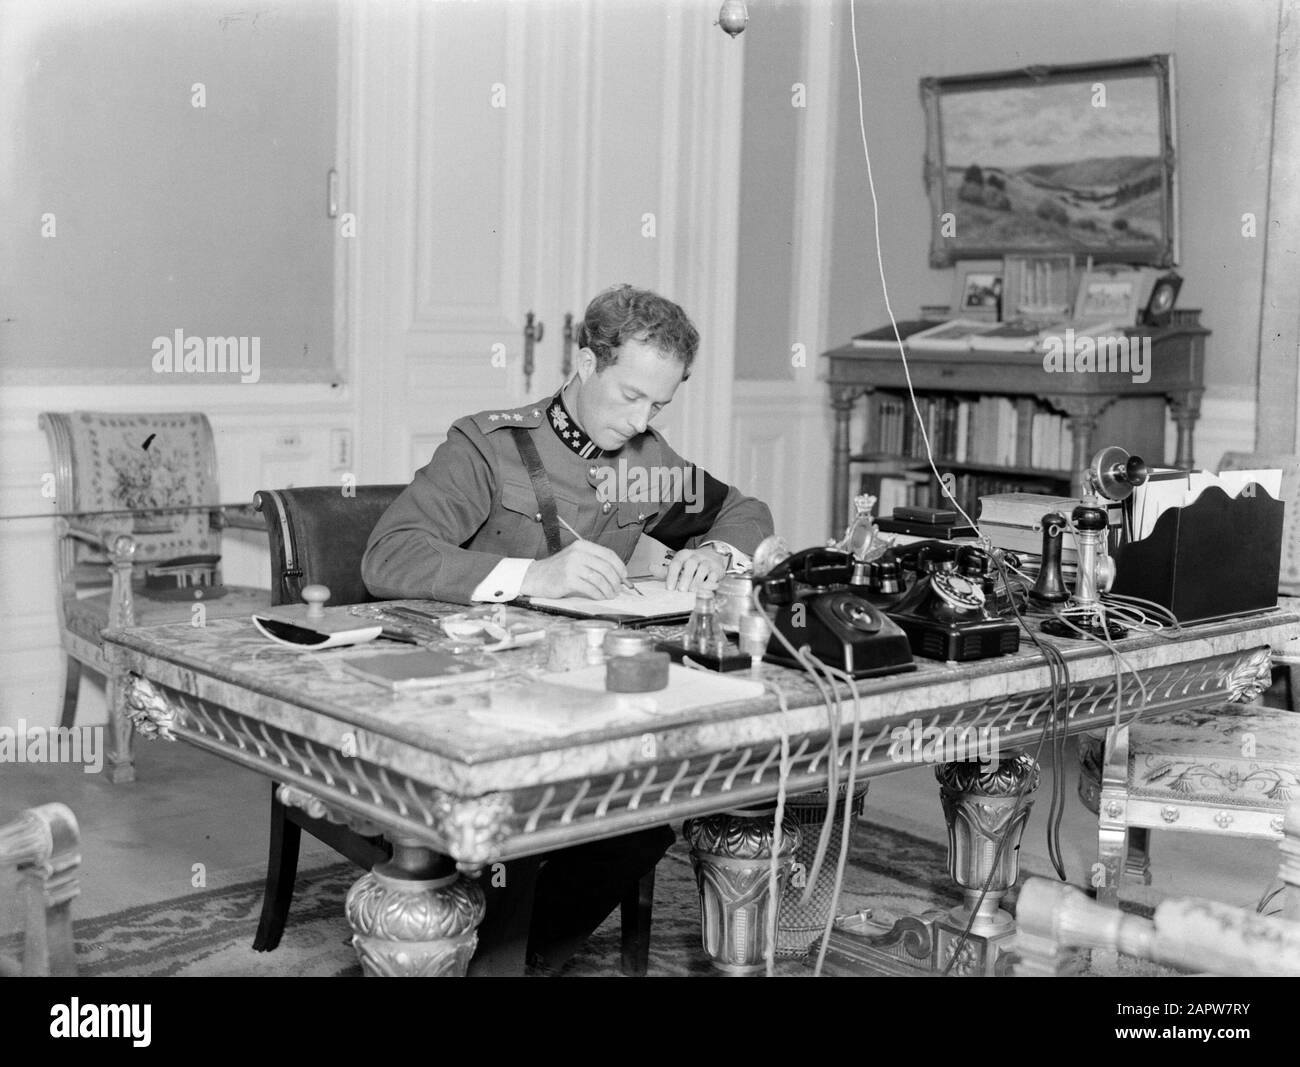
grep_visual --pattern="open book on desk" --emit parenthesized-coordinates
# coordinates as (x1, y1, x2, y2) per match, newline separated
(519, 578, 698, 626)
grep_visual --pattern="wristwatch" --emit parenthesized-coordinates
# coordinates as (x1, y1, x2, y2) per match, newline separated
(700, 540, 743, 574)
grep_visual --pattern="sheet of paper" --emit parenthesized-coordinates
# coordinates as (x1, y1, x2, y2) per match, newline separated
(524, 578, 698, 619)
(466, 666, 766, 734)
(1130, 468, 1283, 540)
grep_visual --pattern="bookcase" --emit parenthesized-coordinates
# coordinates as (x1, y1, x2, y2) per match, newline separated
(821, 314, 1207, 527)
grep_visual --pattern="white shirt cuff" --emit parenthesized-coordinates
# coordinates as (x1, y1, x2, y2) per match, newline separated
(470, 557, 533, 602)
(700, 540, 752, 574)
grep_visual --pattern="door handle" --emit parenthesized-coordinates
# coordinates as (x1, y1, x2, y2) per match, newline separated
(562, 312, 575, 380)
(523, 311, 544, 393)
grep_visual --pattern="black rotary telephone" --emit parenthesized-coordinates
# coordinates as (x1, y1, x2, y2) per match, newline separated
(884, 543, 1020, 662)
(756, 548, 915, 679)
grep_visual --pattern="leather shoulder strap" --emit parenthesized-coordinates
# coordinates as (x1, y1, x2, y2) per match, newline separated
(510, 428, 563, 557)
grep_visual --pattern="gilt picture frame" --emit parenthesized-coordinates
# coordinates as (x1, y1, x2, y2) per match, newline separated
(922, 55, 1178, 268)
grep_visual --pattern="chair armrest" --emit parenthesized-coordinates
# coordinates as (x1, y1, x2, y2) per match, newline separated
(60, 520, 138, 626)
(63, 521, 136, 558)
(213, 502, 266, 531)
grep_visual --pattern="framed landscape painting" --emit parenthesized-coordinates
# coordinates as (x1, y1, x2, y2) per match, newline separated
(922, 55, 1178, 268)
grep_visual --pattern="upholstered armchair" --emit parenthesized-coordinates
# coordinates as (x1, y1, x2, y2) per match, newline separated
(0, 803, 81, 977)
(1092, 701, 1299, 905)
(39, 412, 269, 783)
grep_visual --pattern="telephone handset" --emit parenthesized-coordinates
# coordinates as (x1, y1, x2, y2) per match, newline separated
(756, 546, 914, 679)
(763, 547, 854, 589)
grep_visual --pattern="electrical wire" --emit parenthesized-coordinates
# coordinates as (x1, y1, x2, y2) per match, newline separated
(761, 678, 797, 978)
(804, 653, 865, 978)
(753, 584, 843, 907)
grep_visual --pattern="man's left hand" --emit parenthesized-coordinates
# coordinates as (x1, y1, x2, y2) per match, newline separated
(665, 546, 728, 593)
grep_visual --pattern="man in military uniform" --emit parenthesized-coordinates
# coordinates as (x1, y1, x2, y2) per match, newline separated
(363, 284, 774, 973)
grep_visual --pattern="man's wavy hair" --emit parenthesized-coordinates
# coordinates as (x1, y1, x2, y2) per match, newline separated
(577, 285, 699, 379)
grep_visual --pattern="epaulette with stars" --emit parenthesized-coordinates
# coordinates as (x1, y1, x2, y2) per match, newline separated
(471, 403, 545, 433)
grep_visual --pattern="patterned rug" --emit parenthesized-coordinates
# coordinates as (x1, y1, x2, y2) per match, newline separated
(39, 820, 1154, 977)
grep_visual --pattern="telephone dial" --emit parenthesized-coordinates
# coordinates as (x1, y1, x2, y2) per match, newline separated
(884, 543, 1021, 662)
(756, 547, 915, 679)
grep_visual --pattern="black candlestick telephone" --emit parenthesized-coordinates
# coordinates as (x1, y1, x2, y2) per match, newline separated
(756, 547, 915, 679)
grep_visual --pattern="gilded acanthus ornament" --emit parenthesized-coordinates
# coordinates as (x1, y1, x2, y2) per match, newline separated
(934, 755, 1040, 796)
(1225, 648, 1273, 703)
(122, 674, 177, 741)
(431, 792, 514, 868)
(682, 810, 801, 859)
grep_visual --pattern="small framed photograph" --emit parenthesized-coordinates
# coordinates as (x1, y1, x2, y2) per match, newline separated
(952, 260, 1004, 321)
(1073, 268, 1159, 324)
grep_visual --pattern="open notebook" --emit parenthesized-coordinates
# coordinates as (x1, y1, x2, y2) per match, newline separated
(520, 578, 697, 625)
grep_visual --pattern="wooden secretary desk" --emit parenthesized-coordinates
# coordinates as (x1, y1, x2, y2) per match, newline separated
(821, 314, 1207, 527)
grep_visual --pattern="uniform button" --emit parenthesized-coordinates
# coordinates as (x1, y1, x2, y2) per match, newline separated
(601, 501, 612, 514)
(534, 512, 542, 522)
(494, 590, 504, 598)
(588, 466, 598, 477)
(637, 513, 645, 522)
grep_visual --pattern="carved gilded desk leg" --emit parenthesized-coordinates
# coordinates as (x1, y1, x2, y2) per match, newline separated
(683, 807, 801, 974)
(345, 838, 485, 978)
(934, 756, 1041, 976)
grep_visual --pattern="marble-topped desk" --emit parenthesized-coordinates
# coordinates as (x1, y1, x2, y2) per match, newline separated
(104, 603, 1300, 975)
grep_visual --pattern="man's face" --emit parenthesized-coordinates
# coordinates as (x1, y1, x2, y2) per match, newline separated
(574, 337, 686, 451)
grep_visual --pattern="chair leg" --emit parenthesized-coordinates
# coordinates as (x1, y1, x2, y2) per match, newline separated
(253, 783, 302, 952)
(1123, 827, 1152, 887)
(59, 657, 81, 730)
(1095, 724, 1130, 906)
(105, 670, 136, 785)
(619, 867, 655, 977)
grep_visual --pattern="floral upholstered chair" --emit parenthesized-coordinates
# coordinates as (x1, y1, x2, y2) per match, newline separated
(1091, 700, 1299, 905)
(39, 412, 269, 783)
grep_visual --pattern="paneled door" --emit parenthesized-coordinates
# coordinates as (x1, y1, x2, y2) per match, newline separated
(342, 0, 745, 484)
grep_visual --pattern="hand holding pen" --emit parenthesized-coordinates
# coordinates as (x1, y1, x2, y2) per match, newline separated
(555, 515, 645, 597)
(516, 516, 642, 600)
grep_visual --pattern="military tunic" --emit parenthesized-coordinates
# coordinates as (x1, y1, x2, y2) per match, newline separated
(363, 392, 773, 604)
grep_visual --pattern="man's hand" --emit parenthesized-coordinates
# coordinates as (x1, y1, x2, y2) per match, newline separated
(665, 546, 728, 593)
(519, 540, 629, 600)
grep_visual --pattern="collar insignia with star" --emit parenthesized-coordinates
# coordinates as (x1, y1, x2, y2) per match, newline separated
(547, 391, 602, 459)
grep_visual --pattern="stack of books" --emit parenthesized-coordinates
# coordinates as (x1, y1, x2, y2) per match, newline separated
(975, 492, 1122, 563)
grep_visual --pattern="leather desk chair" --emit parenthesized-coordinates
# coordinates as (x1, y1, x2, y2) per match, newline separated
(39, 412, 270, 783)
(251, 485, 657, 976)
(0, 803, 82, 977)
(250, 485, 404, 955)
